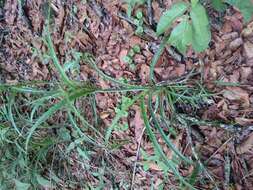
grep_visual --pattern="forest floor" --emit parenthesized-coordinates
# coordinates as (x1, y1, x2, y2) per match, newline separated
(0, 0, 253, 189)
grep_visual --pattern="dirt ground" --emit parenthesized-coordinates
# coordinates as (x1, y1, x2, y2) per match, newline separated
(0, 0, 253, 189)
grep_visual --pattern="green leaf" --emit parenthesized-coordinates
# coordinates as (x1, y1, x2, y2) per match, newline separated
(156, 2, 189, 35)
(191, 0, 199, 7)
(168, 19, 193, 54)
(14, 180, 30, 190)
(125, 0, 145, 17)
(226, 0, 253, 22)
(77, 147, 90, 160)
(190, 3, 211, 52)
(45, 32, 77, 88)
(36, 175, 52, 188)
(136, 10, 143, 19)
(58, 127, 71, 141)
(211, 0, 226, 11)
(132, 44, 141, 53)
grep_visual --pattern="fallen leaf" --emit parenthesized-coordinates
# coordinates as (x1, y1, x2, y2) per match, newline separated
(244, 41, 253, 59)
(221, 32, 239, 40)
(236, 133, 253, 154)
(229, 38, 243, 51)
(131, 106, 145, 143)
(223, 87, 250, 108)
(174, 64, 186, 77)
(250, 95, 253, 104)
(4, 0, 18, 25)
(235, 118, 253, 126)
(242, 21, 253, 37)
(229, 70, 240, 83)
(240, 67, 252, 82)
(100, 112, 110, 119)
(221, 21, 233, 34)
(139, 64, 150, 84)
(148, 162, 163, 171)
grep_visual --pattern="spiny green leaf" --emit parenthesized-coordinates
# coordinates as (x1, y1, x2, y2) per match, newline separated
(58, 127, 71, 141)
(168, 19, 193, 54)
(190, 3, 211, 52)
(156, 2, 189, 35)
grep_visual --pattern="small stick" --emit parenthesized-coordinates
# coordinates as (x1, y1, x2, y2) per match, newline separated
(147, 0, 154, 26)
(205, 136, 233, 163)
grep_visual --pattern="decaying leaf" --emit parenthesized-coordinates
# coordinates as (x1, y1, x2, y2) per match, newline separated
(131, 106, 145, 143)
(244, 41, 253, 60)
(235, 118, 253, 126)
(242, 21, 253, 37)
(236, 133, 253, 154)
(223, 87, 250, 108)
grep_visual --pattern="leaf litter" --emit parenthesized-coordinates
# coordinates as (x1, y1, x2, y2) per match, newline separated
(0, 0, 253, 189)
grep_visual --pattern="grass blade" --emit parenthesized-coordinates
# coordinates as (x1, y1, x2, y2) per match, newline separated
(67, 111, 100, 146)
(45, 31, 77, 88)
(149, 35, 170, 83)
(148, 92, 193, 164)
(140, 97, 197, 190)
(7, 95, 22, 135)
(25, 99, 66, 150)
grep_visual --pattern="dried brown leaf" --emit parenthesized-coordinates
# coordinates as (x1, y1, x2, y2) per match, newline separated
(223, 87, 250, 108)
(235, 118, 253, 126)
(131, 106, 144, 143)
(236, 133, 253, 154)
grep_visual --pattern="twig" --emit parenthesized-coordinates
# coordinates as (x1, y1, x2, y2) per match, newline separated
(205, 136, 233, 163)
(224, 150, 231, 189)
(88, 0, 104, 18)
(130, 127, 146, 190)
(147, 0, 154, 26)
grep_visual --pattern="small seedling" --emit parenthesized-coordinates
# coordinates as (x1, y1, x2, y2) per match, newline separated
(125, 0, 146, 17)
(123, 44, 141, 70)
(122, 55, 133, 64)
(132, 44, 141, 53)
(134, 10, 144, 35)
